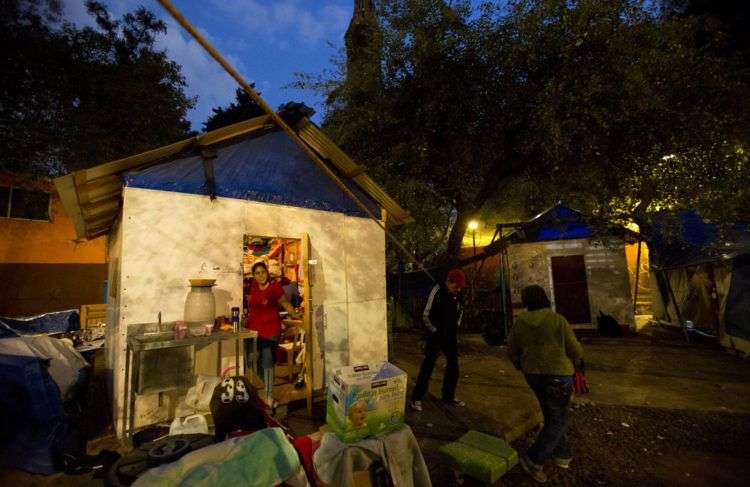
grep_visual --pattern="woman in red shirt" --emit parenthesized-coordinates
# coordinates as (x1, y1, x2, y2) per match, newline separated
(247, 261, 300, 405)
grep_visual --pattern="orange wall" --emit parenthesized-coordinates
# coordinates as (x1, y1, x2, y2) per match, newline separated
(624, 242, 651, 299)
(0, 172, 105, 264)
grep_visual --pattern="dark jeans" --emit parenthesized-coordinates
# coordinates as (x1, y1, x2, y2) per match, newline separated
(525, 374, 573, 464)
(244, 336, 278, 375)
(411, 332, 459, 402)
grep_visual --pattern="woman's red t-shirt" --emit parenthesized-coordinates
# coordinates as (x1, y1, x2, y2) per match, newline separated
(247, 280, 284, 339)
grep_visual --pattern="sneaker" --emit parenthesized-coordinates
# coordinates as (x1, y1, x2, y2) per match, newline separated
(519, 454, 548, 483)
(442, 398, 466, 407)
(410, 400, 423, 412)
(553, 457, 572, 469)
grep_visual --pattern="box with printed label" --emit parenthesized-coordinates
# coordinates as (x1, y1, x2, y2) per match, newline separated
(326, 362, 407, 442)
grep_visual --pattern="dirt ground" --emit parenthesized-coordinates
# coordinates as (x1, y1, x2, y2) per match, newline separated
(421, 404, 750, 486)
(393, 328, 750, 486)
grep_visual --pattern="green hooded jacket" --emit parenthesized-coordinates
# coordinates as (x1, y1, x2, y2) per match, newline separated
(508, 308, 583, 376)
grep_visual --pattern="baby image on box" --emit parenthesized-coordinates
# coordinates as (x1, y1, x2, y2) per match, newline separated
(347, 399, 369, 429)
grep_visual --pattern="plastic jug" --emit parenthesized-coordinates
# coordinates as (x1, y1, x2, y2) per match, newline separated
(169, 414, 209, 436)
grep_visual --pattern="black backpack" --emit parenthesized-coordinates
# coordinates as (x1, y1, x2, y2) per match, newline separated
(209, 376, 266, 442)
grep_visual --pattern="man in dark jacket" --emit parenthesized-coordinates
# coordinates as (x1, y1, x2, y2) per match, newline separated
(410, 268, 467, 411)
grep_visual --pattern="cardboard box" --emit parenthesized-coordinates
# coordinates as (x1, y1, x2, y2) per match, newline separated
(326, 362, 407, 442)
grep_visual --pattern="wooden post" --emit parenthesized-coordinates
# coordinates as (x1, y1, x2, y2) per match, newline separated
(302, 233, 313, 414)
(662, 270, 689, 343)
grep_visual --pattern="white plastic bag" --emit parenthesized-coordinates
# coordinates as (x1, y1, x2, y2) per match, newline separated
(169, 414, 208, 435)
(184, 375, 221, 411)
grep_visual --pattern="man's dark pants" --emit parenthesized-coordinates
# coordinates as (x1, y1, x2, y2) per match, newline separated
(525, 374, 573, 463)
(411, 331, 459, 402)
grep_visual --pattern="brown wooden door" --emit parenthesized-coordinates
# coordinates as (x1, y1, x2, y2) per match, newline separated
(550, 255, 592, 324)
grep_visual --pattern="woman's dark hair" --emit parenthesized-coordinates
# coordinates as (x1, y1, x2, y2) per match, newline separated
(251, 261, 268, 275)
(521, 285, 551, 311)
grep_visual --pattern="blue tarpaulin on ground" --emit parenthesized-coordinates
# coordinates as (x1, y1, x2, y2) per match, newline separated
(0, 353, 65, 474)
(0, 309, 80, 335)
(123, 130, 381, 218)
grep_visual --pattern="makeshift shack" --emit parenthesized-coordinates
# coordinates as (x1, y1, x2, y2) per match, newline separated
(648, 211, 750, 355)
(54, 107, 412, 436)
(504, 206, 638, 329)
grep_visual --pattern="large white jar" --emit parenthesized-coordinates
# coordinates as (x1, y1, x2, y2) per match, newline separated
(184, 279, 216, 326)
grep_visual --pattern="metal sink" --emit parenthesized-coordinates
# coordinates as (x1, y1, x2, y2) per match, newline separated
(132, 331, 175, 343)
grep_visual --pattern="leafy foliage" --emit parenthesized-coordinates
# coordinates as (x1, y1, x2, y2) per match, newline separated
(299, 0, 749, 266)
(0, 0, 194, 175)
(202, 87, 265, 132)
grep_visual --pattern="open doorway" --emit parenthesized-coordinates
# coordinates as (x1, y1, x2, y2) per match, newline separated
(550, 255, 592, 325)
(242, 235, 312, 411)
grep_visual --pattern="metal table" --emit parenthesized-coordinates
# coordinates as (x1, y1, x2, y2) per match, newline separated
(124, 329, 258, 439)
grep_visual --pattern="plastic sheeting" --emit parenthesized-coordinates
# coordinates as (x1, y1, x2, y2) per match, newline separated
(0, 335, 88, 400)
(507, 206, 594, 243)
(648, 211, 750, 269)
(123, 130, 381, 218)
(0, 309, 80, 335)
(725, 255, 750, 341)
(0, 353, 66, 474)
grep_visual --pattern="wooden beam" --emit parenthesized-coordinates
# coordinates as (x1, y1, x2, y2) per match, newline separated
(84, 138, 196, 182)
(198, 115, 272, 146)
(86, 227, 111, 239)
(53, 174, 88, 240)
(85, 213, 118, 230)
(344, 166, 367, 178)
(79, 178, 122, 204)
(82, 199, 120, 219)
(201, 148, 217, 200)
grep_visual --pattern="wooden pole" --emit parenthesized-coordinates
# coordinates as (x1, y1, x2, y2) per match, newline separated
(156, 0, 434, 282)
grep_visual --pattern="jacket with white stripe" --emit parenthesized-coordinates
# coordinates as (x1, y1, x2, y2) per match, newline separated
(422, 283, 463, 336)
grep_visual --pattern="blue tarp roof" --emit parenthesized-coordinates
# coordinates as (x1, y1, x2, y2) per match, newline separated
(507, 205, 594, 243)
(648, 211, 750, 269)
(123, 130, 381, 218)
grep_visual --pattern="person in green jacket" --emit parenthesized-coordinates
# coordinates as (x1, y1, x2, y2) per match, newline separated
(508, 285, 584, 483)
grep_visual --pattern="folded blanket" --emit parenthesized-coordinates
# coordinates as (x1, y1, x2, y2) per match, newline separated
(134, 427, 308, 487)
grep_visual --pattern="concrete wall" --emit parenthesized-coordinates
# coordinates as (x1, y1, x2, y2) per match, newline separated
(0, 172, 106, 316)
(109, 187, 387, 435)
(507, 238, 633, 328)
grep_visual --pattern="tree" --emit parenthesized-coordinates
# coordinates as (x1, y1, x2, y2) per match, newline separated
(301, 0, 749, 267)
(203, 87, 265, 132)
(0, 0, 194, 175)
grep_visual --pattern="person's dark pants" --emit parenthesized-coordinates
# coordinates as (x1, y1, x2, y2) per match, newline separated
(411, 332, 459, 402)
(525, 374, 573, 464)
(244, 336, 278, 376)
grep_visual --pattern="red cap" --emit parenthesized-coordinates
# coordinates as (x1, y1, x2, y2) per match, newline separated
(446, 268, 467, 289)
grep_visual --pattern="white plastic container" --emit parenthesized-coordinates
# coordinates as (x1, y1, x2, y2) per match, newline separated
(169, 414, 209, 435)
(184, 279, 216, 326)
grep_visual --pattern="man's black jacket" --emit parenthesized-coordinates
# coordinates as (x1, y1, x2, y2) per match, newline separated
(422, 283, 463, 338)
